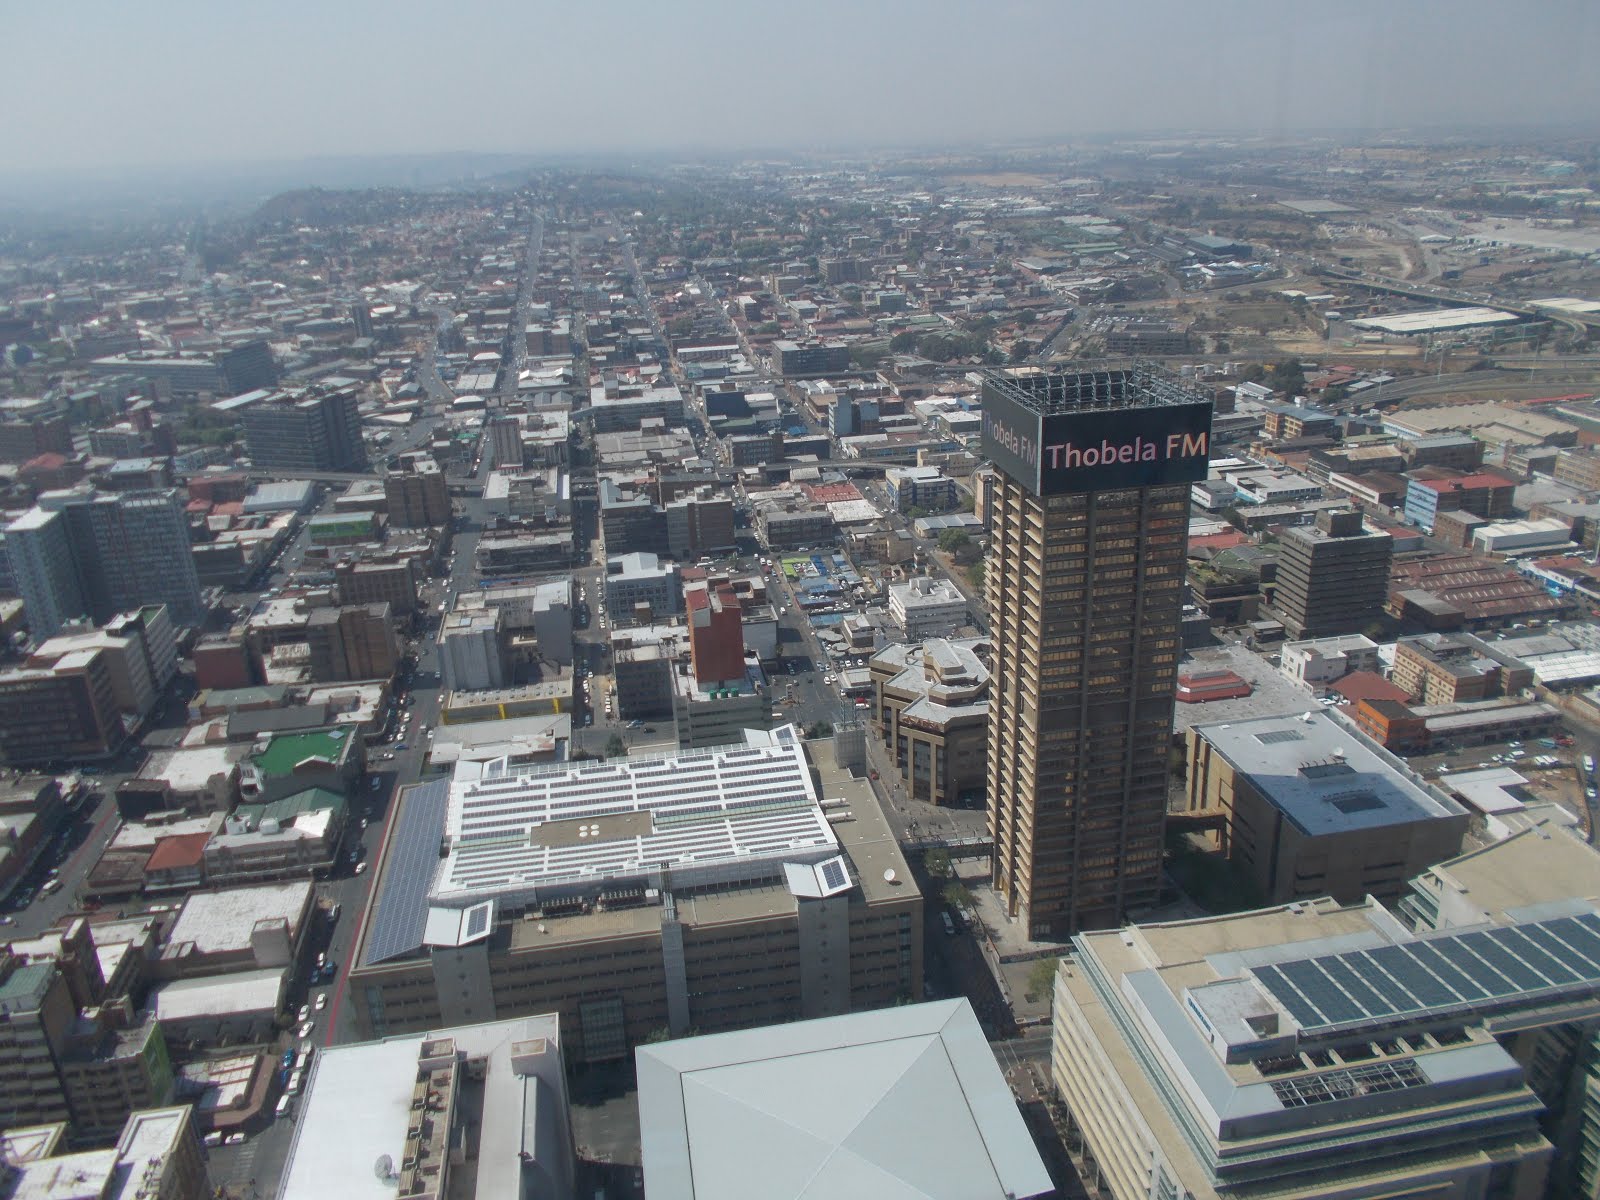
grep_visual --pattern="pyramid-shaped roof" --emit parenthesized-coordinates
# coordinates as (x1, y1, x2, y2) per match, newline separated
(637, 998, 1051, 1200)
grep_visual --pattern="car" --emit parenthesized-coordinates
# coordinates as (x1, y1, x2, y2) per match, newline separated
(316, 952, 326, 968)
(296, 1021, 315, 1039)
(297, 1004, 310, 1022)
(396, 743, 408, 751)
(0, 916, 13, 926)
(369, 777, 383, 790)
(355, 862, 368, 875)
(203, 1131, 224, 1147)
(314, 992, 327, 1011)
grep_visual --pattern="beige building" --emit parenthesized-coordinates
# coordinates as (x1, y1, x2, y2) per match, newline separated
(1184, 711, 1468, 904)
(870, 637, 990, 806)
(1390, 631, 1534, 705)
(348, 727, 920, 1064)
(1051, 895, 1566, 1200)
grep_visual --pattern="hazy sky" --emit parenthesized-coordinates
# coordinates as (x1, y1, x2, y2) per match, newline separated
(5, 0, 1597, 174)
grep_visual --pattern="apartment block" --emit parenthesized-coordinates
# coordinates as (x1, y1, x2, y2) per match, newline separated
(384, 458, 451, 527)
(1391, 631, 1534, 705)
(305, 603, 399, 683)
(220, 384, 366, 472)
(1273, 508, 1393, 639)
(0, 646, 125, 763)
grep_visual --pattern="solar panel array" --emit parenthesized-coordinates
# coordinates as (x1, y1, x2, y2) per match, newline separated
(1253, 912, 1600, 1033)
(463, 903, 491, 940)
(364, 781, 451, 965)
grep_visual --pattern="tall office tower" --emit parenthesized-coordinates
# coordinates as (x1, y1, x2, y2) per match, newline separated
(4, 506, 86, 639)
(982, 369, 1211, 938)
(39, 488, 203, 628)
(225, 386, 366, 472)
(1274, 508, 1393, 639)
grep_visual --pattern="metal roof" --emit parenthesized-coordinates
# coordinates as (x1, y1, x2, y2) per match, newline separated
(363, 779, 450, 965)
(637, 998, 1052, 1200)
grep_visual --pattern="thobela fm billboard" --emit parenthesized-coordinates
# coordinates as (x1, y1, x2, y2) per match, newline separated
(982, 389, 1213, 497)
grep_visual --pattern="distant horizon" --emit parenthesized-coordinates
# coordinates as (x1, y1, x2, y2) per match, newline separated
(2, 115, 1597, 182)
(2, 0, 1595, 194)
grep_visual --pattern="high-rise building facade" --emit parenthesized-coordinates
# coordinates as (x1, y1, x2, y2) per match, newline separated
(1274, 508, 1394, 639)
(982, 369, 1211, 938)
(41, 488, 203, 628)
(383, 458, 450, 527)
(8, 491, 200, 636)
(4, 506, 85, 639)
(223, 385, 366, 472)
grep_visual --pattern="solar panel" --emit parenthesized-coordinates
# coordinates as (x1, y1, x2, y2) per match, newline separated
(1255, 913, 1600, 1033)
(1516, 922, 1592, 979)
(1316, 956, 1389, 1015)
(364, 780, 451, 966)
(1553, 913, 1600, 962)
(819, 859, 847, 891)
(464, 905, 490, 939)
(1254, 965, 1323, 1029)
(1405, 942, 1491, 1001)
(1279, 960, 1366, 1025)
(1468, 930, 1550, 991)
(1348, 950, 1420, 1012)
(1356, 947, 1459, 1017)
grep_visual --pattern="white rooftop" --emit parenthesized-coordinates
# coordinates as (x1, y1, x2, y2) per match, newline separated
(149, 967, 286, 1022)
(1350, 307, 1519, 334)
(637, 998, 1052, 1200)
(166, 880, 312, 955)
(431, 725, 835, 904)
(279, 1013, 569, 1200)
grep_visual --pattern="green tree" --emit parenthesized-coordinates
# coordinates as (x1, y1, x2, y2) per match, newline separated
(889, 330, 919, 353)
(805, 720, 834, 739)
(1025, 957, 1062, 1005)
(603, 734, 626, 759)
(1268, 359, 1307, 396)
(924, 848, 953, 880)
(967, 559, 985, 591)
(942, 880, 975, 913)
(937, 529, 971, 555)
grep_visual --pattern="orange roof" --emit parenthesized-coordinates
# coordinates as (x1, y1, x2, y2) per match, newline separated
(144, 832, 211, 873)
(1329, 670, 1412, 704)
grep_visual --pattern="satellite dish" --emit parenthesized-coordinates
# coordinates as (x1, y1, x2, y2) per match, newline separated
(374, 1154, 395, 1181)
(883, 868, 897, 884)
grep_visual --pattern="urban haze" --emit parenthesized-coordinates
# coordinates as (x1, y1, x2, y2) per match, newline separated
(4, 5, 1600, 1200)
